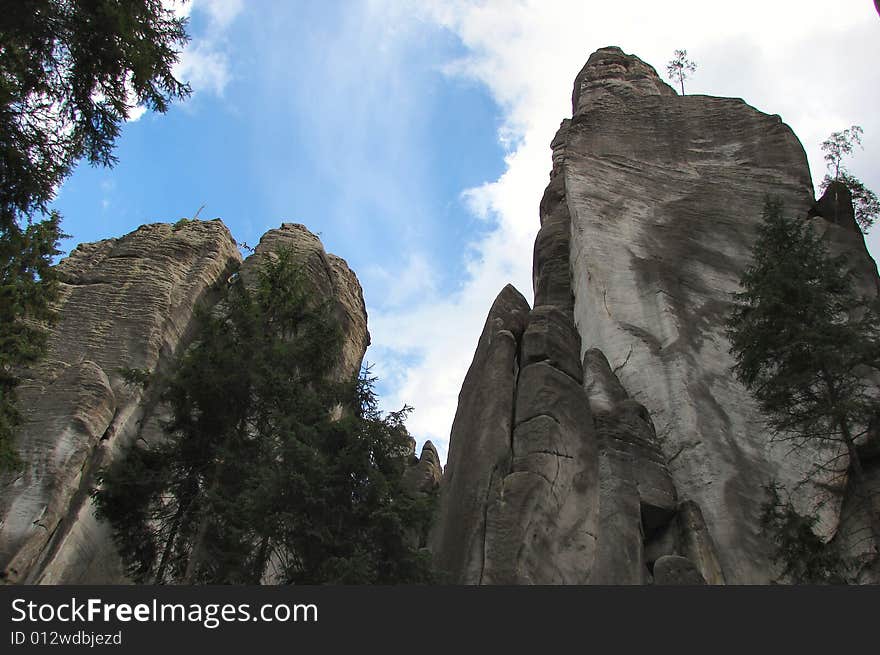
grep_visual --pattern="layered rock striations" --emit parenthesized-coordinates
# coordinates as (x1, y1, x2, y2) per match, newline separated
(0, 220, 371, 584)
(0, 220, 241, 583)
(432, 46, 880, 583)
(565, 46, 878, 582)
(4, 46, 878, 586)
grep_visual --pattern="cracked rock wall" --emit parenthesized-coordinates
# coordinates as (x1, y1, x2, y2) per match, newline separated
(431, 119, 600, 584)
(432, 46, 880, 584)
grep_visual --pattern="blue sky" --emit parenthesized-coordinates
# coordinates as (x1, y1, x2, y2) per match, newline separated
(50, 1, 880, 462)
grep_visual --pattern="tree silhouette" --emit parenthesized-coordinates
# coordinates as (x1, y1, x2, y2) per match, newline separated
(666, 49, 697, 95)
(819, 125, 879, 233)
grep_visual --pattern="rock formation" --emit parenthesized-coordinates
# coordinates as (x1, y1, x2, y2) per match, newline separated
(239, 223, 370, 382)
(3, 45, 878, 587)
(431, 46, 880, 584)
(430, 114, 600, 583)
(0, 220, 370, 584)
(403, 441, 443, 497)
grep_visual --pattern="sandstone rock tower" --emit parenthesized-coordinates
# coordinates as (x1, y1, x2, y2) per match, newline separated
(0, 221, 372, 584)
(430, 47, 880, 584)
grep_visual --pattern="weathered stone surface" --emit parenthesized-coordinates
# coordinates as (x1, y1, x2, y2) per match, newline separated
(520, 306, 582, 382)
(810, 180, 859, 234)
(403, 441, 442, 496)
(582, 348, 629, 413)
(515, 362, 584, 427)
(534, 201, 574, 311)
(533, 121, 574, 312)
(1, 219, 371, 586)
(591, 452, 647, 585)
(653, 555, 707, 585)
(429, 285, 530, 583)
(461, 105, 596, 583)
(483, 364, 598, 584)
(676, 500, 726, 585)
(562, 46, 879, 582)
(431, 266, 600, 584)
(573, 46, 675, 117)
(0, 220, 241, 584)
(584, 349, 678, 584)
(434, 46, 880, 585)
(240, 223, 370, 381)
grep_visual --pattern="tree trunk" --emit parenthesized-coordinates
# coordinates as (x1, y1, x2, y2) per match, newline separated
(154, 501, 185, 584)
(252, 535, 271, 584)
(839, 417, 880, 552)
(183, 417, 250, 584)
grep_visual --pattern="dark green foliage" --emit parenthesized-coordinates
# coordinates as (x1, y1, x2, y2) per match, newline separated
(0, 0, 190, 471)
(0, 211, 63, 470)
(117, 366, 152, 389)
(94, 249, 434, 584)
(727, 198, 880, 449)
(727, 197, 880, 561)
(0, 0, 190, 226)
(760, 483, 852, 584)
(820, 171, 879, 234)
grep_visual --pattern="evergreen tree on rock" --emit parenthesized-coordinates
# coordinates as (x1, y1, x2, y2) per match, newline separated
(727, 198, 880, 563)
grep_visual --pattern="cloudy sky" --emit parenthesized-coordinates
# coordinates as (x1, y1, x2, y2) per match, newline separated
(52, 0, 880, 462)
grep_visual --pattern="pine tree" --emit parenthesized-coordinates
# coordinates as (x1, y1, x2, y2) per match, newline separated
(666, 49, 697, 95)
(0, 1, 190, 471)
(759, 483, 853, 583)
(93, 248, 435, 584)
(0, 212, 63, 468)
(726, 198, 880, 557)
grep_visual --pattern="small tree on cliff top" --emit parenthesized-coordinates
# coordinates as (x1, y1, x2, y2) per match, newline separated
(726, 198, 880, 559)
(819, 125, 879, 233)
(666, 49, 697, 95)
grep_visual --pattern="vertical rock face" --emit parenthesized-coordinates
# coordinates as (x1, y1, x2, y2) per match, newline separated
(583, 349, 677, 584)
(434, 46, 880, 584)
(431, 120, 601, 583)
(403, 441, 443, 497)
(430, 285, 530, 583)
(564, 46, 878, 582)
(0, 220, 241, 583)
(0, 220, 370, 584)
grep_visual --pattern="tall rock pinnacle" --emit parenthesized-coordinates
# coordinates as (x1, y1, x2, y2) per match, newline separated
(432, 46, 880, 583)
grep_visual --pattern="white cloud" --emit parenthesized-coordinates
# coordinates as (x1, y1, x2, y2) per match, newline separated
(127, 104, 148, 122)
(200, 0, 244, 29)
(364, 254, 439, 310)
(175, 44, 232, 96)
(171, 0, 243, 98)
(363, 0, 880, 464)
(121, 0, 242, 118)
